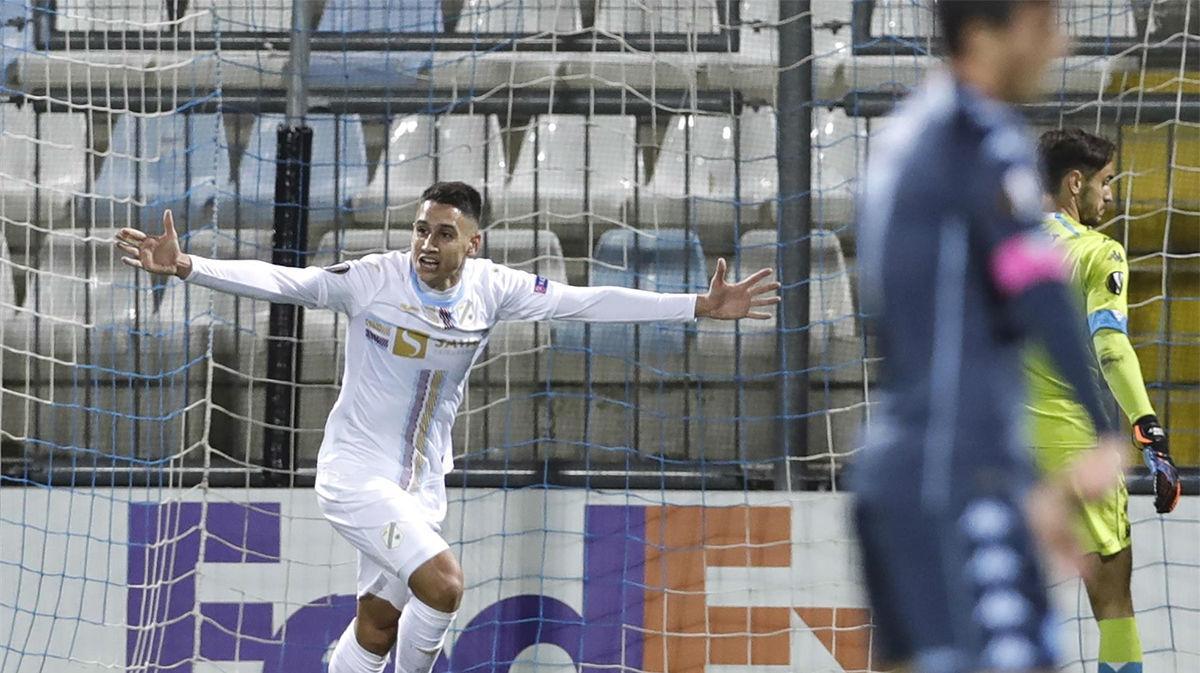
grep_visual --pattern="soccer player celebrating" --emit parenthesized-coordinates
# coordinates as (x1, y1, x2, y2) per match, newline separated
(115, 181, 780, 673)
(852, 3, 1126, 672)
(1026, 128, 1181, 673)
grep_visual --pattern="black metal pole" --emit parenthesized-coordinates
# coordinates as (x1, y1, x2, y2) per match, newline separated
(775, 0, 812, 490)
(262, 0, 315, 485)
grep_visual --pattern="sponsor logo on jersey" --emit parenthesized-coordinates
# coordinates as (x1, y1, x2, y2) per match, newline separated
(393, 327, 430, 359)
(433, 337, 480, 349)
(1106, 271, 1124, 295)
(364, 318, 391, 349)
(439, 307, 454, 329)
(534, 276, 549, 294)
(1109, 249, 1124, 264)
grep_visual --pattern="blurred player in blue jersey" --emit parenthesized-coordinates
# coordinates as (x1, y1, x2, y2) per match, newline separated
(853, 3, 1127, 672)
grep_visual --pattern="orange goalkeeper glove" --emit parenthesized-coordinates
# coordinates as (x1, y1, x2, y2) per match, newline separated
(1134, 415, 1180, 514)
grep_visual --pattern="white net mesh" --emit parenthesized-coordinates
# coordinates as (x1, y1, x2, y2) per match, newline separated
(0, 0, 1195, 671)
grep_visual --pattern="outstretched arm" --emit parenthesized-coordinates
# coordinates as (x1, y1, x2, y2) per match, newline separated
(549, 258, 781, 322)
(114, 210, 383, 315)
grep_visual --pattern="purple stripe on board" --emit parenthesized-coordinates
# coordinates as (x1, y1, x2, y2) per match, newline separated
(199, 602, 276, 662)
(582, 505, 646, 670)
(127, 502, 202, 673)
(204, 502, 282, 563)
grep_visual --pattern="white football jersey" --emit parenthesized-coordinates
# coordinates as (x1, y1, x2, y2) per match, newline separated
(311, 252, 563, 521)
(187, 250, 696, 522)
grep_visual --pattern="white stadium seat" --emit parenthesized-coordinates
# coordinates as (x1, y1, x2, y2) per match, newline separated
(53, 0, 168, 31)
(494, 115, 635, 237)
(190, 0, 291, 32)
(595, 0, 719, 34)
(0, 106, 87, 229)
(455, 0, 580, 34)
(697, 228, 857, 378)
(351, 115, 505, 228)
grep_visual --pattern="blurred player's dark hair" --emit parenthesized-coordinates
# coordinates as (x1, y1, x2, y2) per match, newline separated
(421, 181, 483, 223)
(1038, 128, 1117, 192)
(936, 0, 1047, 55)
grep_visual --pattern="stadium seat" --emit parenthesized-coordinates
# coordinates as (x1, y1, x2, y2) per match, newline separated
(0, 231, 13, 311)
(0, 229, 26, 379)
(811, 107, 866, 229)
(84, 113, 228, 232)
(444, 2, 571, 90)
(553, 228, 706, 371)
(696, 228, 858, 380)
(307, 0, 438, 90)
(11, 228, 210, 461)
(53, 0, 168, 31)
(190, 0, 291, 32)
(595, 0, 719, 34)
(311, 228, 410, 264)
(455, 0, 581, 33)
(493, 115, 635, 243)
(0, 107, 87, 230)
(236, 114, 368, 246)
(350, 115, 505, 228)
(1058, 0, 1137, 38)
(318, 0, 441, 32)
(737, 106, 780, 233)
(634, 109, 777, 251)
(0, 0, 28, 75)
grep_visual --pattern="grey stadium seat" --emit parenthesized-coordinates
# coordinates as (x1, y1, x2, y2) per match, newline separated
(696, 228, 858, 379)
(633, 109, 778, 250)
(0, 106, 87, 230)
(595, 0, 719, 34)
(83, 113, 228, 232)
(235, 114, 368, 245)
(455, 0, 580, 33)
(6, 228, 209, 463)
(493, 115, 635, 243)
(350, 115, 505, 228)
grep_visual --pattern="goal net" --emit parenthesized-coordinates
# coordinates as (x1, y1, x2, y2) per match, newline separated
(0, 0, 1195, 671)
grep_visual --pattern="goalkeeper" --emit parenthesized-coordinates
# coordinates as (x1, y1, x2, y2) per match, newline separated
(1025, 128, 1181, 673)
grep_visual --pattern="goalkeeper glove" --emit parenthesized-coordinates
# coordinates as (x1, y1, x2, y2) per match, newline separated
(1134, 415, 1180, 514)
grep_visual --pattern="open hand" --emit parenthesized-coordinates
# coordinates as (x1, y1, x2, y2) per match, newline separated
(695, 258, 782, 320)
(114, 210, 191, 278)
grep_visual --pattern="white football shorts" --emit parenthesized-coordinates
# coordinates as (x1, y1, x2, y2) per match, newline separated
(317, 476, 450, 611)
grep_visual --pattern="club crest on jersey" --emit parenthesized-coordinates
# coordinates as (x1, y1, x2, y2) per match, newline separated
(534, 276, 549, 294)
(1107, 271, 1124, 295)
(381, 522, 404, 550)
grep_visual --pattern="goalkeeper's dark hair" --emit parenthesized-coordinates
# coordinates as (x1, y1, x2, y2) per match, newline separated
(936, 0, 1048, 56)
(1038, 128, 1117, 192)
(421, 181, 483, 223)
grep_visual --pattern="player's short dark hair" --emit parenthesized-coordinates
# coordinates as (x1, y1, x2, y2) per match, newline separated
(936, 0, 1047, 56)
(420, 181, 483, 223)
(1038, 128, 1117, 192)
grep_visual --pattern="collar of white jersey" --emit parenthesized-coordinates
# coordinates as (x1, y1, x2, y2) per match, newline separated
(407, 255, 468, 308)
